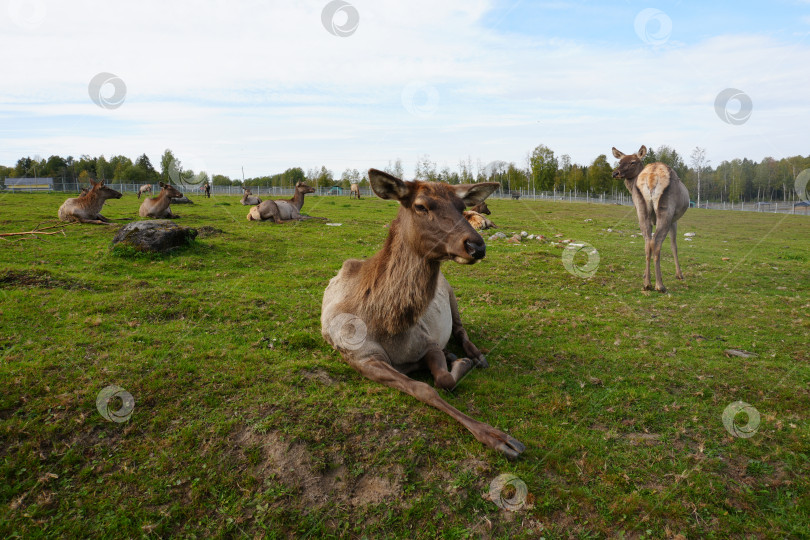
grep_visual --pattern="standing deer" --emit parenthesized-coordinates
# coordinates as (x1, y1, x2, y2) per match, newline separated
(349, 183, 361, 199)
(321, 169, 524, 459)
(137, 184, 152, 199)
(612, 145, 689, 293)
(240, 187, 262, 206)
(247, 181, 316, 222)
(510, 191, 520, 200)
(139, 182, 183, 219)
(58, 179, 122, 224)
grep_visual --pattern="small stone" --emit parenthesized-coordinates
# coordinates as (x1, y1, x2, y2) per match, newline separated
(684, 232, 696, 237)
(520, 231, 528, 237)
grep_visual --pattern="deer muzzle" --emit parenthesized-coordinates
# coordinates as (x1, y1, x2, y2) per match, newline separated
(465, 239, 486, 260)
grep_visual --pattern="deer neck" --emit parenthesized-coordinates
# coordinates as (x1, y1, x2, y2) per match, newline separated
(156, 190, 172, 209)
(291, 189, 306, 210)
(351, 218, 442, 336)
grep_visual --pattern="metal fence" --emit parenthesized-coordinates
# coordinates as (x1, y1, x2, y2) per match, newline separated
(3, 180, 809, 215)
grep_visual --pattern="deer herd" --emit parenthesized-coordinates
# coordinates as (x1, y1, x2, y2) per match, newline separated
(55, 145, 690, 458)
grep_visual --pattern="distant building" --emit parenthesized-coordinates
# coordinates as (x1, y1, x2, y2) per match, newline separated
(4, 177, 54, 192)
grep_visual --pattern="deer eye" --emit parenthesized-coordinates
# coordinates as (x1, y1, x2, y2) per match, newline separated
(414, 203, 428, 213)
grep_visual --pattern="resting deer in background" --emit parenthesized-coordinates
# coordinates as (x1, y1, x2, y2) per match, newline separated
(463, 210, 497, 230)
(321, 169, 524, 459)
(240, 187, 262, 206)
(349, 183, 361, 199)
(58, 179, 122, 224)
(612, 145, 689, 293)
(139, 182, 183, 219)
(469, 201, 490, 215)
(247, 181, 316, 223)
(137, 184, 152, 199)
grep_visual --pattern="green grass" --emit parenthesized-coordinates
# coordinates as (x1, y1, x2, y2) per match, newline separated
(1, 191, 808, 538)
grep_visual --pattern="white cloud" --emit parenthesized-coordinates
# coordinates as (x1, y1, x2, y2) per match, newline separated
(1, 0, 809, 177)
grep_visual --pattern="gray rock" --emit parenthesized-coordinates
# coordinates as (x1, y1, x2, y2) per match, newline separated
(170, 195, 194, 204)
(113, 220, 197, 253)
(488, 231, 508, 240)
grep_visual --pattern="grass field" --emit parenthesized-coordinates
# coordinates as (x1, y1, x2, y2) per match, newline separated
(1, 191, 808, 538)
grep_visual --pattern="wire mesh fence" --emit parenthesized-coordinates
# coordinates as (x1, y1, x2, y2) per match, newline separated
(3, 180, 809, 215)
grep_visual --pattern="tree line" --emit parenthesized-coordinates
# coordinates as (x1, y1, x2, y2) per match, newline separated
(3, 145, 808, 203)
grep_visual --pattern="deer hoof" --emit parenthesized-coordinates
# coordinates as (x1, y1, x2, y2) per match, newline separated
(643, 284, 653, 291)
(655, 285, 667, 293)
(496, 436, 526, 459)
(475, 355, 489, 369)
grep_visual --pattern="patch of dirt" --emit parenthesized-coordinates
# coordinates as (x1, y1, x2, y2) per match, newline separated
(232, 426, 404, 508)
(196, 226, 224, 238)
(300, 369, 336, 386)
(0, 269, 90, 290)
(350, 473, 401, 506)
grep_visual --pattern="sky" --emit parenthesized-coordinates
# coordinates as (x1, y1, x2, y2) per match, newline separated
(1, 0, 809, 180)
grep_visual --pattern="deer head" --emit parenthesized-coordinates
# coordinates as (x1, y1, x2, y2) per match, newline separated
(470, 201, 491, 215)
(296, 181, 315, 195)
(159, 181, 183, 199)
(368, 169, 499, 265)
(611, 146, 647, 180)
(90, 179, 123, 200)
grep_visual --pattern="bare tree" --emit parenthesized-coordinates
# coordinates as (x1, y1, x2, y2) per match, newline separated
(690, 147, 709, 208)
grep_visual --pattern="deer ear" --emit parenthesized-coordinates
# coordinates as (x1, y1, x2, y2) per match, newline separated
(637, 145, 647, 159)
(159, 181, 167, 188)
(369, 168, 412, 201)
(611, 147, 625, 159)
(454, 183, 500, 206)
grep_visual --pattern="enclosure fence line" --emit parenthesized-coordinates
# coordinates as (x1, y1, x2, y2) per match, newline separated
(2, 180, 808, 216)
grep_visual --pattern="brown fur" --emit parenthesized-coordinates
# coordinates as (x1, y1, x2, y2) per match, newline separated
(58, 179, 122, 224)
(321, 169, 524, 459)
(349, 183, 361, 199)
(139, 182, 183, 218)
(469, 201, 490, 215)
(463, 210, 496, 230)
(137, 184, 152, 199)
(612, 145, 690, 292)
(247, 182, 315, 222)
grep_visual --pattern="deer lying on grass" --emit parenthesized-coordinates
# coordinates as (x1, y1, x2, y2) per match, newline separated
(247, 181, 316, 223)
(612, 145, 689, 293)
(321, 169, 525, 459)
(58, 179, 122, 224)
(511, 191, 520, 200)
(349, 183, 361, 199)
(240, 188, 262, 206)
(137, 184, 152, 199)
(139, 182, 183, 219)
(463, 210, 497, 230)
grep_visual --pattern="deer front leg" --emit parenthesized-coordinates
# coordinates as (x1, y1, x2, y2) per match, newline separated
(76, 217, 109, 225)
(424, 347, 474, 391)
(447, 286, 488, 368)
(346, 353, 525, 459)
